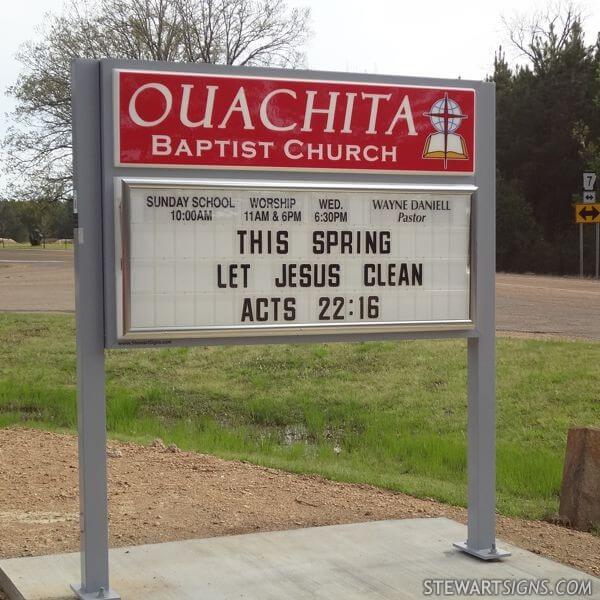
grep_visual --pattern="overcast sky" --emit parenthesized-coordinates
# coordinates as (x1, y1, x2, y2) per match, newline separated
(1, 0, 599, 161)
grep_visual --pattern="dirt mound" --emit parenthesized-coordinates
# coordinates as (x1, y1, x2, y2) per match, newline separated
(0, 427, 598, 580)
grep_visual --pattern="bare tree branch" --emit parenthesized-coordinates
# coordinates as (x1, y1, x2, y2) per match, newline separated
(502, 0, 583, 74)
(2, 0, 311, 200)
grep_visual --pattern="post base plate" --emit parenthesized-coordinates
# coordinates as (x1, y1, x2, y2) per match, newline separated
(453, 541, 511, 561)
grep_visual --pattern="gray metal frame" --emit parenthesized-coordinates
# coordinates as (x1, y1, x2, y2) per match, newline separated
(454, 81, 509, 560)
(100, 59, 488, 349)
(71, 60, 121, 600)
(72, 57, 507, 599)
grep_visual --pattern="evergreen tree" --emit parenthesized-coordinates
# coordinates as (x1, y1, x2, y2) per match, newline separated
(493, 7, 600, 272)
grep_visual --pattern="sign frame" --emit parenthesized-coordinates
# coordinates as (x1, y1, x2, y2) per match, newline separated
(101, 61, 484, 349)
(71, 58, 506, 600)
(114, 177, 477, 343)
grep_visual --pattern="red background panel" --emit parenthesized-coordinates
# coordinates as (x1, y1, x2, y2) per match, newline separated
(117, 70, 475, 174)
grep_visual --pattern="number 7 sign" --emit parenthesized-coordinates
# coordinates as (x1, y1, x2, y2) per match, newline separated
(583, 172, 597, 191)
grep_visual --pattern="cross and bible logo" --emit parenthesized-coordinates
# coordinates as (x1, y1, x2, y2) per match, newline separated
(423, 93, 469, 168)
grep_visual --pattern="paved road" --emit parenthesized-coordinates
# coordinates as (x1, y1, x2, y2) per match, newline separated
(1, 248, 599, 340)
(496, 273, 600, 340)
(0, 248, 74, 312)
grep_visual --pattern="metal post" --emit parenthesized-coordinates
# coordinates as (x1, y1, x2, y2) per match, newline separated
(71, 59, 120, 600)
(580, 223, 584, 278)
(454, 81, 509, 560)
(595, 223, 599, 279)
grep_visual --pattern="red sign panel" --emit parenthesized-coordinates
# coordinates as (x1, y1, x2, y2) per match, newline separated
(115, 69, 475, 174)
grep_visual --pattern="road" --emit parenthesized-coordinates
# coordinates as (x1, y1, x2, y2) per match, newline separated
(0, 248, 74, 313)
(1, 248, 599, 340)
(496, 273, 600, 339)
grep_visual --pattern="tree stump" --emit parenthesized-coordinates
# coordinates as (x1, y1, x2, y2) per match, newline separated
(559, 426, 600, 531)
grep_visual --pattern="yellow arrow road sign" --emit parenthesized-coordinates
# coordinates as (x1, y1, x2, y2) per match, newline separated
(574, 203, 600, 223)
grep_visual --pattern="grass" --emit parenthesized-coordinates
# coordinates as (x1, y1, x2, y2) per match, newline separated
(0, 241, 73, 250)
(0, 312, 598, 520)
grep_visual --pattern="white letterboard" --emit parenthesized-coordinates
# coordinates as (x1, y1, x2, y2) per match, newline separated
(116, 182, 473, 340)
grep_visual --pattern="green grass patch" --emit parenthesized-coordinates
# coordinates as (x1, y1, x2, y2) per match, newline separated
(0, 312, 598, 520)
(0, 242, 73, 250)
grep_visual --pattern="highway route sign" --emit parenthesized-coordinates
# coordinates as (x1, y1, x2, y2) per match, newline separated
(583, 190, 596, 203)
(583, 172, 597, 192)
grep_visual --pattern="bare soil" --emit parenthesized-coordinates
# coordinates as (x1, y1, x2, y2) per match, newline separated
(0, 428, 598, 581)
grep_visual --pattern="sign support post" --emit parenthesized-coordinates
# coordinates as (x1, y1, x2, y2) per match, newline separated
(580, 171, 599, 277)
(454, 83, 508, 559)
(596, 223, 600, 279)
(71, 59, 120, 600)
(580, 224, 584, 278)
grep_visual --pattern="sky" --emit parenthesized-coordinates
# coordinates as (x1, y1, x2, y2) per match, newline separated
(1, 0, 600, 168)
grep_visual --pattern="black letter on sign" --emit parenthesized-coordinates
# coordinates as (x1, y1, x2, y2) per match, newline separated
(241, 298, 254, 322)
(284, 298, 296, 321)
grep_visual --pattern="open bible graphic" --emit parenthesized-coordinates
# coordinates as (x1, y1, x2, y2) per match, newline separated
(423, 93, 468, 168)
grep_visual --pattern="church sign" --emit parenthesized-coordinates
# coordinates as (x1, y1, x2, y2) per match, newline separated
(116, 69, 475, 174)
(70, 59, 502, 600)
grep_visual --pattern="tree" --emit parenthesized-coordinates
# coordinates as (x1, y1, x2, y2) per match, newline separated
(3, 0, 310, 201)
(493, 3, 600, 272)
(18, 199, 57, 247)
(0, 198, 74, 245)
(0, 201, 22, 245)
(51, 199, 74, 240)
(503, 3, 584, 75)
(496, 174, 550, 272)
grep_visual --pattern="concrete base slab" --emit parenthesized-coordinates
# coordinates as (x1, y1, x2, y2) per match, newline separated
(1, 518, 598, 600)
